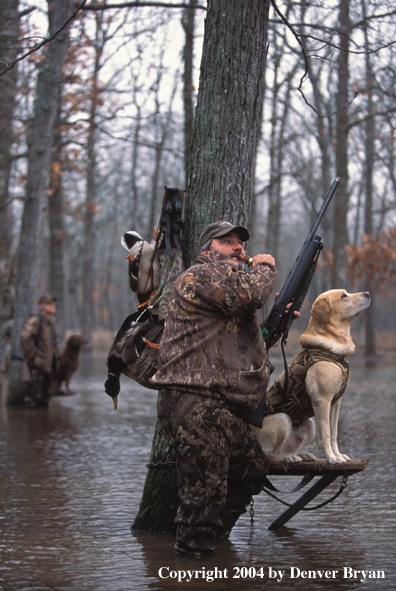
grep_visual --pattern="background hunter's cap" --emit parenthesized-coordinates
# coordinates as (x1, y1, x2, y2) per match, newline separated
(198, 221, 250, 250)
(38, 294, 56, 305)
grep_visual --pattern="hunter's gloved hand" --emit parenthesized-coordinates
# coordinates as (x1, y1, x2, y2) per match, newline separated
(104, 373, 120, 398)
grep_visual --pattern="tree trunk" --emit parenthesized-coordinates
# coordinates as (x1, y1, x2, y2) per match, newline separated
(81, 114, 96, 348)
(133, 0, 270, 535)
(0, 0, 19, 258)
(132, 421, 178, 535)
(146, 80, 178, 240)
(48, 99, 66, 340)
(266, 53, 281, 259)
(298, 6, 332, 244)
(266, 63, 296, 265)
(7, 0, 73, 406)
(265, 8, 292, 262)
(361, 0, 377, 363)
(332, 0, 350, 288)
(0, 0, 20, 371)
(129, 99, 141, 226)
(81, 12, 104, 349)
(184, 0, 270, 266)
(181, 0, 197, 189)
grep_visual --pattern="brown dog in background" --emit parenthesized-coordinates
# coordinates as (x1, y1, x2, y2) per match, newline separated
(51, 335, 88, 395)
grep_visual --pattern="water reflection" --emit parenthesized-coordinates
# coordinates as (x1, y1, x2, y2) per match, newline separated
(0, 354, 394, 590)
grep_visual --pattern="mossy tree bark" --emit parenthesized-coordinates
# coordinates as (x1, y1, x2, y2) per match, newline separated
(132, 0, 270, 535)
(184, 0, 270, 266)
(132, 421, 178, 535)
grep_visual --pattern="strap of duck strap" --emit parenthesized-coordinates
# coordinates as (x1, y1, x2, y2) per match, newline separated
(162, 186, 184, 255)
(165, 192, 173, 255)
(173, 190, 183, 251)
(33, 313, 43, 347)
(281, 333, 289, 410)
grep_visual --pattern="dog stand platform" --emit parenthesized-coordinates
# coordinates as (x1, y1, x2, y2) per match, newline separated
(264, 456, 367, 531)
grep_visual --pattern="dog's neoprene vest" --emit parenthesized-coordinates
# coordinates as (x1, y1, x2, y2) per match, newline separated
(266, 348, 350, 426)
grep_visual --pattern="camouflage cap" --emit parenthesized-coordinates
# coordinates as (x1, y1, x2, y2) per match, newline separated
(38, 294, 56, 305)
(198, 221, 250, 251)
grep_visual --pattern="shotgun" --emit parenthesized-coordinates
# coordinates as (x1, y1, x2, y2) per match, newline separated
(244, 177, 340, 427)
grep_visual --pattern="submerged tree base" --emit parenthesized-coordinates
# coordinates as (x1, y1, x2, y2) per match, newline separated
(132, 419, 178, 535)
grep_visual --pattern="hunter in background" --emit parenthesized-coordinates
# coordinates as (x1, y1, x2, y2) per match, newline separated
(20, 294, 59, 409)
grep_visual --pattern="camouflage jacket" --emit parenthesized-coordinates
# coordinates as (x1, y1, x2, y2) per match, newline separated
(20, 314, 59, 373)
(150, 253, 277, 410)
(266, 348, 350, 425)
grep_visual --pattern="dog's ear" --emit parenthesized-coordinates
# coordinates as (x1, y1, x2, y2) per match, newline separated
(311, 295, 331, 324)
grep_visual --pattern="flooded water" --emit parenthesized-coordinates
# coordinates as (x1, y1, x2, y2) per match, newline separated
(0, 353, 395, 590)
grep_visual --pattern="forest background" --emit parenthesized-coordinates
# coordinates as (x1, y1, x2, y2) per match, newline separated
(1, 0, 396, 390)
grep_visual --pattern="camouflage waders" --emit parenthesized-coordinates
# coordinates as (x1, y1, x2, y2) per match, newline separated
(20, 313, 58, 409)
(24, 368, 53, 409)
(158, 389, 269, 553)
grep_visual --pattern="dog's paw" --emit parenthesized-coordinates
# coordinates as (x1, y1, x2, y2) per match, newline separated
(298, 453, 317, 462)
(326, 454, 349, 464)
(336, 453, 351, 463)
(283, 454, 303, 463)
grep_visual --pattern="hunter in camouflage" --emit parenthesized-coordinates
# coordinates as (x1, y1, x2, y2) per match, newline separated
(20, 294, 59, 408)
(151, 221, 277, 555)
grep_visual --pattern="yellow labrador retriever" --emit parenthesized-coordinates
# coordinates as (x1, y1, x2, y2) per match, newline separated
(254, 290, 371, 464)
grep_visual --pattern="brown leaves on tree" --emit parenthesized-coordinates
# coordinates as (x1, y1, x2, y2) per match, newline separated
(346, 228, 396, 293)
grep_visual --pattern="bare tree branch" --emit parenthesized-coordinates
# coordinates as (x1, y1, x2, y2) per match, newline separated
(271, 0, 360, 119)
(347, 106, 396, 131)
(298, 33, 396, 56)
(19, 7, 36, 18)
(270, 0, 309, 91)
(0, 0, 89, 77)
(353, 8, 396, 28)
(82, 2, 207, 11)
